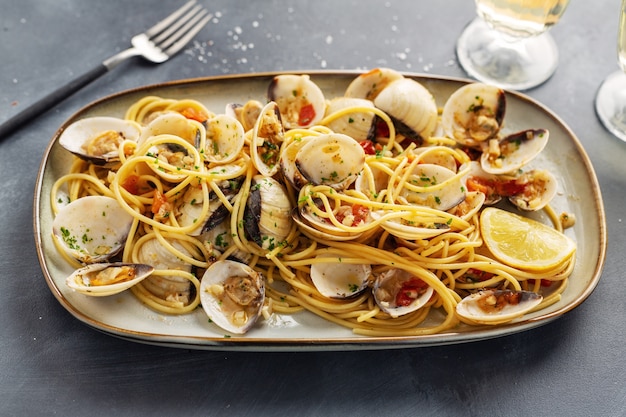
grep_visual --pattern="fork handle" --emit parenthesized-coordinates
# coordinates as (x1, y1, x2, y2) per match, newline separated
(0, 63, 109, 139)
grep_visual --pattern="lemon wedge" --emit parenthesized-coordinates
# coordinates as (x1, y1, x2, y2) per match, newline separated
(480, 207, 576, 272)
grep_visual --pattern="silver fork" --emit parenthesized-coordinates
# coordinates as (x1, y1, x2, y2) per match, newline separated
(0, 0, 212, 138)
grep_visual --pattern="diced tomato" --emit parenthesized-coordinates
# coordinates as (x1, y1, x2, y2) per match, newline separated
(298, 103, 316, 126)
(351, 204, 369, 224)
(359, 140, 383, 155)
(466, 176, 527, 198)
(466, 176, 493, 196)
(395, 278, 428, 307)
(121, 175, 139, 195)
(359, 140, 376, 155)
(152, 189, 168, 215)
(332, 204, 370, 226)
(495, 179, 526, 197)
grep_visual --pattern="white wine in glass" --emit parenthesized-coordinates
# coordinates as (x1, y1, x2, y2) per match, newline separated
(595, 0, 626, 142)
(457, 0, 570, 91)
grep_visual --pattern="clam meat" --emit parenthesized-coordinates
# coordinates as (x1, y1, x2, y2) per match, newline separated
(200, 260, 265, 334)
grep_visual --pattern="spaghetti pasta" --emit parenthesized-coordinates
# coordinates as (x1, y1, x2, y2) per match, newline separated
(50, 72, 576, 336)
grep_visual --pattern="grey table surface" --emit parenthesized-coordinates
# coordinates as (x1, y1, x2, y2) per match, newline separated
(1, 0, 624, 416)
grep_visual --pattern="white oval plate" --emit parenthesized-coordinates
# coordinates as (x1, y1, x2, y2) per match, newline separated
(33, 71, 607, 351)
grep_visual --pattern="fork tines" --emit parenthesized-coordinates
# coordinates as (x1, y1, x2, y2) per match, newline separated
(147, 1, 212, 55)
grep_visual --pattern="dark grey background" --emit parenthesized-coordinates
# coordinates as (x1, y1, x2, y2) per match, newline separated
(1, 0, 624, 416)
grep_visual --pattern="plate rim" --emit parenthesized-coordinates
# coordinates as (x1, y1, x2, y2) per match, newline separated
(33, 70, 608, 351)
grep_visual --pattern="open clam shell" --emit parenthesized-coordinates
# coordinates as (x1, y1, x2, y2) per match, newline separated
(267, 74, 326, 129)
(58, 116, 141, 165)
(66, 263, 154, 297)
(508, 169, 558, 211)
(324, 97, 376, 141)
(373, 268, 434, 318)
(480, 129, 549, 175)
(251, 101, 285, 177)
(456, 289, 543, 325)
(310, 251, 371, 299)
(52, 196, 134, 264)
(441, 83, 506, 147)
(200, 260, 265, 334)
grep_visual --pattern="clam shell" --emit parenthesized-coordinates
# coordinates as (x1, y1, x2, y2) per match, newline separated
(456, 290, 543, 325)
(373, 78, 438, 143)
(294, 133, 365, 190)
(508, 169, 558, 211)
(412, 146, 459, 172)
(373, 268, 434, 318)
(294, 206, 365, 242)
(137, 112, 203, 147)
(309, 251, 371, 298)
(225, 100, 263, 132)
(243, 175, 293, 250)
(66, 263, 154, 297)
(441, 83, 506, 147)
(324, 97, 376, 141)
(268, 74, 326, 129)
(397, 163, 466, 211)
(134, 237, 195, 305)
(279, 136, 311, 190)
(59, 116, 141, 164)
(204, 114, 245, 163)
(251, 101, 285, 177)
(52, 196, 134, 263)
(344, 67, 404, 101)
(480, 129, 549, 175)
(448, 191, 486, 221)
(200, 260, 265, 334)
(369, 210, 451, 240)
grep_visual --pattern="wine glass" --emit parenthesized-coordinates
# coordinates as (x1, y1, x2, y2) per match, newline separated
(595, 0, 626, 143)
(456, 0, 571, 91)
